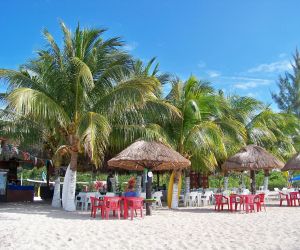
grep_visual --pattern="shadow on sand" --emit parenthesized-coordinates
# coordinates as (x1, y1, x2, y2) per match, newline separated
(0, 201, 101, 221)
(0, 201, 289, 220)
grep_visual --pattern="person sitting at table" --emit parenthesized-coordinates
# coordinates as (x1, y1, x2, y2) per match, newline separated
(124, 177, 137, 197)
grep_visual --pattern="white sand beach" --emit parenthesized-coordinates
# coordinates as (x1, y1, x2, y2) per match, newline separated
(1, 201, 300, 250)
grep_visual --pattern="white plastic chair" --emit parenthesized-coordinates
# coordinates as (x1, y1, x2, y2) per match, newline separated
(75, 193, 86, 210)
(84, 192, 98, 210)
(265, 188, 278, 200)
(223, 190, 231, 197)
(187, 192, 198, 207)
(152, 191, 163, 208)
(200, 191, 213, 206)
(183, 193, 190, 207)
(105, 192, 115, 197)
(140, 192, 146, 198)
(196, 192, 203, 206)
(242, 189, 250, 195)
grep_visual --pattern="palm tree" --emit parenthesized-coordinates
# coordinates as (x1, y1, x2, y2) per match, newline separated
(163, 76, 246, 204)
(227, 96, 299, 160)
(227, 96, 300, 190)
(0, 22, 169, 211)
(272, 49, 300, 117)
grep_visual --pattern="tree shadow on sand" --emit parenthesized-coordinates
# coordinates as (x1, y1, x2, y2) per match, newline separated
(0, 201, 287, 220)
(0, 201, 121, 221)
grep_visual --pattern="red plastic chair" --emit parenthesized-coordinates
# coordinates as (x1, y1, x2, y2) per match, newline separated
(289, 192, 300, 206)
(102, 197, 122, 220)
(214, 194, 229, 211)
(279, 192, 290, 206)
(229, 194, 239, 212)
(127, 197, 144, 220)
(245, 195, 259, 213)
(255, 193, 266, 212)
(90, 197, 103, 218)
(236, 195, 246, 210)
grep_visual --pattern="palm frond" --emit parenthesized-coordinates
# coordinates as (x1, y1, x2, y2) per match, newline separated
(7, 88, 70, 127)
(78, 112, 111, 166)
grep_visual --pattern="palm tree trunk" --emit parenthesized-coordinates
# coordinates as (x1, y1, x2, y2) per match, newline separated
(62, 137, 78, 211)
(224, 172, 229, 191)
(62, 163, 77, 211)
(184, 170, 190, 206)
(171, 170, 181, 209)
(136, 175, 142, 196)
(263, 170, 269, 191)
(241, 172, 245, 189)
(52, 176, 61, 208)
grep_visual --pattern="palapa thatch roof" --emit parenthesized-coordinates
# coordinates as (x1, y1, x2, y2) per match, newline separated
(222, 145, 284, 171)
(107, 140, 191, 171)
(282, 153, 300, 171)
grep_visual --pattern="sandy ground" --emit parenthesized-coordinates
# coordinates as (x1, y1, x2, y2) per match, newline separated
(0, 201, 300, 250)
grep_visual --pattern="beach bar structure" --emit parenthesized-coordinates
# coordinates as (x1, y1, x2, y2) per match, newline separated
(282, 153, 300, 171)
(108, 140, 190, 215)
(0, 138, 52, 202)
(222, 145, 284, 194)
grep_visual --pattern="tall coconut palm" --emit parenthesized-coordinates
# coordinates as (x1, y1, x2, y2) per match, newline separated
(227, 96, 299, 160)
(163, 76, 246, 205)
(0, 22, 172, 211)
(226, 95, 300, 190)
(165, 76, 246, 171)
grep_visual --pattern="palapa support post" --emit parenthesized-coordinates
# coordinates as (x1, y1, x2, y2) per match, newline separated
(46, 160, 50, 187)
(146, 169, 153, 216)
(157, 172, 160, 189)
(250, 170, 256, 194)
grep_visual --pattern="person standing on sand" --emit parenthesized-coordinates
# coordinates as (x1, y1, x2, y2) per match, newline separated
(106, 172, 113, 192)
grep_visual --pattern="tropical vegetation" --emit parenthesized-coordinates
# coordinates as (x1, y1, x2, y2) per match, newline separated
(272, 49, 300, 117)
(1, 21, 300, 209)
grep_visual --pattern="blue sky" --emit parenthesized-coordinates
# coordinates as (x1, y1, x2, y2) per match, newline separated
(1, 0, 299, 110)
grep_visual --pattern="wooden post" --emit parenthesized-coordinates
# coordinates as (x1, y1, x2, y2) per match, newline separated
(146, 170, 153, 216)
(46, 161, 50, 187)
(250, 170, 256, 194)
(157, 172, 160, 189)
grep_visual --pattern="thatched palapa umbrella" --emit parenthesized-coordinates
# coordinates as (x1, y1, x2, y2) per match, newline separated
(222, 145, 284, 194)
(108, 140, 191, 215)
(282, 153, 300, 171)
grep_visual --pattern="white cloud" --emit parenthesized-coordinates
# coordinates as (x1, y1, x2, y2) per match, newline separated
(246, 92, 257, 97)
(207, 70, 220, 78)
(124, 41, 138, 51)
(248, 60, 292, 73)
(223, 76, 270, 81)
(279, 53, 287, 59)
(197, 61, 206, 68)
(233, 78, 271, 90)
